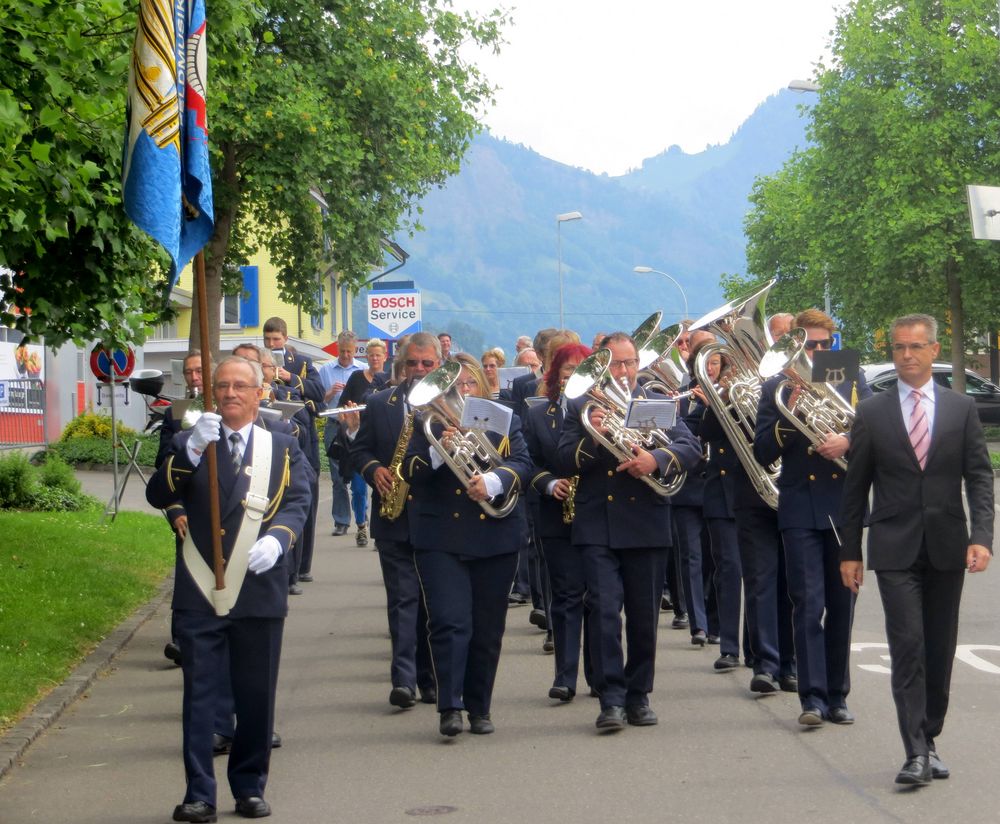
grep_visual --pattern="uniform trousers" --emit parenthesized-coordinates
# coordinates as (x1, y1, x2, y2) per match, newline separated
(707, 517, 743, 658)
(875, 543, 964, 759)
(541, 535, 591, 692)
(673, 506, 708, 635)
(293, 476, 319, 580)
(173, 610, 283, 805)
(782, 527, 855, 712)
(580, 544, 667, 709)
(414, 550, 518, 716)
(375, 539, 434, 693)
(735, 506, 795, 679)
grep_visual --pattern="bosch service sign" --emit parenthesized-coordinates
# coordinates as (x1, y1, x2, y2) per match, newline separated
(367, 289, 421, 340)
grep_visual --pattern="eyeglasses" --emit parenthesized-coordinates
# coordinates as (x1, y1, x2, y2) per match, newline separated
(214, 382, 258, 393)
(803, 339, 833, 351)
(609, 358, 639, 369)
(183, 367, 203, 375)
(891, 342, 931, 353)
(456, 379, 479, 390)
(406, 359, 436, 368)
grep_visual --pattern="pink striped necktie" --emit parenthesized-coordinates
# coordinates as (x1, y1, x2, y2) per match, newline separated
(908, 389, 929, 469)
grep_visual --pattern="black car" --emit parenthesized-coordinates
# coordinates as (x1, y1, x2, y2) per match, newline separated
(862, 363, 1000, 425)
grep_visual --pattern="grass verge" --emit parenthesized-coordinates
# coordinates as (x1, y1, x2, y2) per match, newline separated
(0, 510, 174, 733)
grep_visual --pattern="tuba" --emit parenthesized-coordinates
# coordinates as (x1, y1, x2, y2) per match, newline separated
(564, 349, 685, 497)
(408, 361, 519, 518)
(688, 279, 780, 509)
(637, 323, 686, 394)
(758, 328, 856, 471)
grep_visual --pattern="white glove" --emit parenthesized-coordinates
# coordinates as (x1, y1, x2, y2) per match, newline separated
(248, 535, 283, 574)
(188, 411, 222, 453)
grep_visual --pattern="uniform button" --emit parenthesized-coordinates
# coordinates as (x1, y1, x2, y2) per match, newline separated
(220, 528, 226, 536)
(607, 470, 614, 477)
(407, 494, 413, 501)
(719, 447, 725, 454)
(720, 470, 726, 476)
(629, 496, 636, 502)
(455, 489, 462, 495)
(607, 495, 614, 502)
(479, 514, 486, 520)
(809, 474, 816, 481)
(453, 512, 460, 519)
(832, 473, 839, 479)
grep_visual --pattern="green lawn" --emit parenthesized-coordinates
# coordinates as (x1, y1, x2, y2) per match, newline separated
(0, 510, 174, 732)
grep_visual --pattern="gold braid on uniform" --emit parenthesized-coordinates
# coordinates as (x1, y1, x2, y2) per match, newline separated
(497, 435, 510, 457)
(261, 447, 291, 523)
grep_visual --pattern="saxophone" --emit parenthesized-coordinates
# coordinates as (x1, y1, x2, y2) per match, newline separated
(561, 475, 579, 524)
(379, 410, 414, 521)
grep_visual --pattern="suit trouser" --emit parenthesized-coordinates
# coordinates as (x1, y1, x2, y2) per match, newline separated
(541, 534, 591, 692)
(875, 549, 964, 758)
(782, 528, 855, 713)
(736, 505, 795, 679)
(375, 539, 434, 693)
(707, 516, 742, 657)
(414, 550, 518, 716)
(580, 544, 667, 709)
(174, 610, 283, 805)
(295, 474, 319, 578)
(673, 506, 708, 635)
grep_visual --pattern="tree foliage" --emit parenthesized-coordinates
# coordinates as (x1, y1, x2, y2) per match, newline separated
(743, 0, 1000, 377)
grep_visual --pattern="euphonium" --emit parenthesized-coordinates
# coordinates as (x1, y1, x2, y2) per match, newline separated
(563, 349, 685, 497)
(688, 279, 780, 509)
(637, 324, 686, 394)
(379, 409, 413, 522)
(758, 328, 856, 471)
(407, 361, 519, 519)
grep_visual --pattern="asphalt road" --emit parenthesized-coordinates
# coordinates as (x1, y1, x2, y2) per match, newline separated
(0, 470, 998, 824)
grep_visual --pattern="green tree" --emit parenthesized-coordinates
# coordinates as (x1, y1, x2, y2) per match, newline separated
(0, 0, 163, 348)
(193, 0, 508, 355)
(744, 0, 1000, 385)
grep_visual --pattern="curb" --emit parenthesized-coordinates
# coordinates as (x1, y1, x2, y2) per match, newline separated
(0, 574, 174, 782)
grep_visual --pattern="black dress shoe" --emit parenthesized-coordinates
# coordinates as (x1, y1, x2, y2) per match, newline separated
(706, 634, 721, 645)
(164, 642, 182, 665)
(548, 686, 575, 702)
(660, 591, 674, 612)
(625, 705, 658, 726)
(271, 731, 281, 749)
(595, 706, 627, 731)
(798, 706, 824, 727)
(929, 750, 949, 779)
(542, 631, 554, 654)
(529, 608, 548, 630)
(750, 672, 778, 694)
(212, 733, 232, 756)
(419, 686, 437, 705)
(288, 584, 303, 595)
(714, 654, 739, 671)
(507, 591, 529, 606)
(588, 686, 601, 699)
(829, 706, 855, 725)
(779, 674, 799, 693)
(691, 630, 707, 646)
(895, 755, 931, 786)
(439, 709, 463, 737)
(234, 796, 271, 818)
(173, 801, 217, 823)
(298, 573, 313, 582)
(671, 613, 689, 629)
(469, 714, 494, 734)
(390, 685, 417, 709)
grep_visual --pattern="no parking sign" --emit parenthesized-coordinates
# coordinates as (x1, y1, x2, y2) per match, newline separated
(90, 346, 135, 384)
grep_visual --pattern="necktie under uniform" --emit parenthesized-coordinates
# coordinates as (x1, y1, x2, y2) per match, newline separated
(229, 432, 243, 472)
(908, 389, 929, 469)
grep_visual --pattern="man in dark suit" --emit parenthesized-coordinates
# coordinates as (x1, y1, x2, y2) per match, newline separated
(147, 356, 311, 822)
(840, 313, 993, 786)
(347, 332, 438, 709)
(556, 332, 702, 731)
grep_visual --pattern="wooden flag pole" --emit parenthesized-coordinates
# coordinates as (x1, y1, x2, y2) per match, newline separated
(194, 249, 226, 591)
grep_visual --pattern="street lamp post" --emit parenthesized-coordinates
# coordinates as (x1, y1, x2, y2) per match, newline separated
(557, 211, 583, 328)
(633, 266, 689, 320)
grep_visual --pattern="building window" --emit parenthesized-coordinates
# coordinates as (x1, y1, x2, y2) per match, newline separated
(221, 294, 240, 328)
(311, 279, 324, 332)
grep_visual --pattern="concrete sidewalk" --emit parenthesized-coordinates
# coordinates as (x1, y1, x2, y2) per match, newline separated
(1, 469, 998, 823)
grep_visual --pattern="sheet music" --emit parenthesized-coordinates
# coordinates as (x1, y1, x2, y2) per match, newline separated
(623, 398, 677, 430)
(460, 397, 513, 436)
(498, 366, 530, 390)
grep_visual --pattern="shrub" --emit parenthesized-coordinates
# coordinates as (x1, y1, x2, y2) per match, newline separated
(26, 484, 100, 513)
(37, 453, 82, 495)
(0, 452, 34, 508)
(59, 410, 136, 442)
(50, 434, 159, 467)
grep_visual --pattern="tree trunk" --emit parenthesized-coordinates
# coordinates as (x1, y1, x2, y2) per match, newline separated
(189, 142, 239, 365)
(945, 256, 966, 394)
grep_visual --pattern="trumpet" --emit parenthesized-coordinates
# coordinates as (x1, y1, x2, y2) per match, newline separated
(564, 349, 685, 497)
(318, 405, 367, 417)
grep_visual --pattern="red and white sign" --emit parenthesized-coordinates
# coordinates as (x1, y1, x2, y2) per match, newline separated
(89, 346, 135, 384)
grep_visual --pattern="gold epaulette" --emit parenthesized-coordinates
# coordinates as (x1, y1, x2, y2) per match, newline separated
(497, 435, 511, 457)
(851, 380, 858, 409)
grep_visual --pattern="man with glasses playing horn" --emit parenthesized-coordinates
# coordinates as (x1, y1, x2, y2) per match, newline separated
(754, 308, 872, 729)
(557, 332, 701, 731)
(148, 356, 311, 822)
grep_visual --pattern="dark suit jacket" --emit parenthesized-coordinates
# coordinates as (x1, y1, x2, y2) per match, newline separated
(147, 426, 312, 617)
(840, 384, 994, 571)
(508, 372, 541, 421)
(523, 399, 573, 540)
(555, 387, 703, 549)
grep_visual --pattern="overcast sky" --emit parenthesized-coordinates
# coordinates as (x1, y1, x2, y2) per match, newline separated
(452, 0, 841, 175)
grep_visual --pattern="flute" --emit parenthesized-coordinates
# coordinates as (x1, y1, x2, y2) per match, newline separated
(319, 405, 367, 417)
